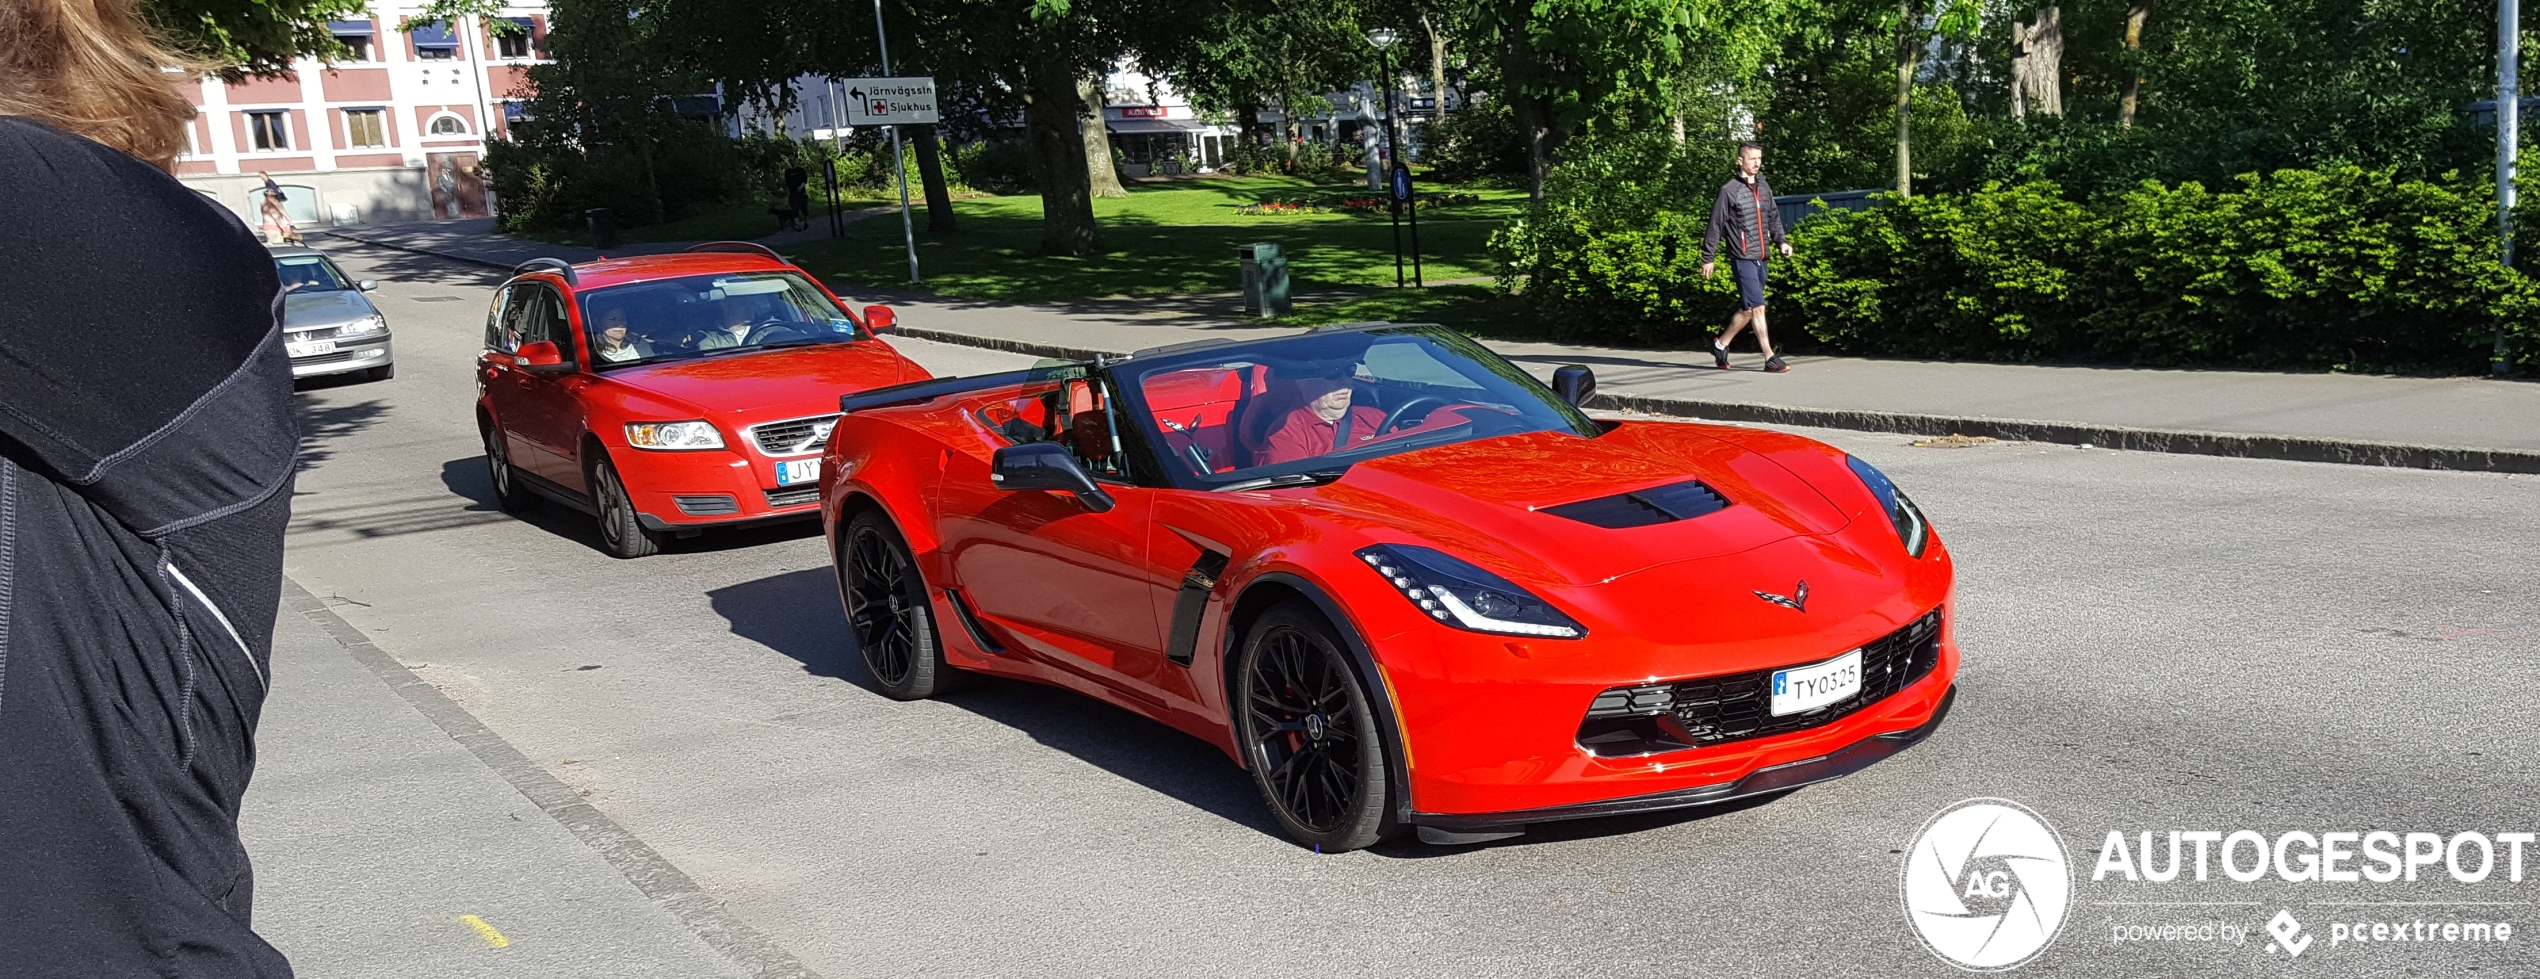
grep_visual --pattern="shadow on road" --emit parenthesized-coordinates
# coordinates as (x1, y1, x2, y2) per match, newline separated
(705, 567, 1279, 837)
(294, 394, 391, 474)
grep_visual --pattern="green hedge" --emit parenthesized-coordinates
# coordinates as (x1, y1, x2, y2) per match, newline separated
(1495, 151, 2540, 372)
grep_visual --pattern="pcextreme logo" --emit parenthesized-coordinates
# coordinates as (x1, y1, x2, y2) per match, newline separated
(1902, 798, 2074, 971)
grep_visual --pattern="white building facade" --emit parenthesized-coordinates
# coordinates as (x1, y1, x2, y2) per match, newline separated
(173, 5, 551, 230)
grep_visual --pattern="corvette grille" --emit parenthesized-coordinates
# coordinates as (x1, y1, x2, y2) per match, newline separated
(749, 414, 839, 457)
(1541, 480, 1729, 529)
(1576, 607, 1943, 757)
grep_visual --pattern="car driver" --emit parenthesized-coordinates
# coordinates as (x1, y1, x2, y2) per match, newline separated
(1257, 372, 1385, 466)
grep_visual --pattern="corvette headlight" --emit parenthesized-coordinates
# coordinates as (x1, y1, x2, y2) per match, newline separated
(1356, 544, 1586, 639)
(335, 314, 389, 338)
(1846, 456, 1929, 558)
(626, 420, 725, 450)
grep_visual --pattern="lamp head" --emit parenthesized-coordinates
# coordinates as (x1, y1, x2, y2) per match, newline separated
(1366, 27, 1400, 49)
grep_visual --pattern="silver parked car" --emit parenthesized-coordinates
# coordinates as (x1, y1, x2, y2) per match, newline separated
(271, 245, 394, 382)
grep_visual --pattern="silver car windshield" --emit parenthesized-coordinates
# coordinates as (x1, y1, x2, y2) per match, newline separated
(276, 255, 353, 293)
(577, 271, 861, 369)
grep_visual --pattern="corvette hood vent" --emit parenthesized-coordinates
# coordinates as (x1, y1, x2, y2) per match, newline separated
(1540, 480, 1730, 529)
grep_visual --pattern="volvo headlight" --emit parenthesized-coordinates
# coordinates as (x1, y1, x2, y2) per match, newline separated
(626, 420, 725, 450)
(1846, 456, 1929, 558)
(1356, 544, 1586, 639)
(336, 314, 389, 337)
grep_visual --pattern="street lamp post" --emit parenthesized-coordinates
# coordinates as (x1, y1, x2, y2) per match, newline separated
(1367, 29, 1423, 288)
(2500, 0, 2520, 376)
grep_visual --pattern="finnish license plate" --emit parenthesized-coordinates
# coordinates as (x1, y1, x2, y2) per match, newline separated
(775, 459, 821, 486)
(286, 338, 337, 358)
(1770, 649, 1863, 716)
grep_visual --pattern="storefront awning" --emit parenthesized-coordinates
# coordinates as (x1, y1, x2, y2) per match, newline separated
(327, 19, 374, 34)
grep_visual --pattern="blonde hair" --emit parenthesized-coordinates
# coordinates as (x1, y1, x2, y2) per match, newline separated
(0, 0, 204, 169)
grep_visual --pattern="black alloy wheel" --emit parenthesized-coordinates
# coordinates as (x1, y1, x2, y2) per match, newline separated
(589, 454, 664, 558)
(1237, 601, 1396, 851)
(482, 422, 542, 513)
(841, 509, 959, 699)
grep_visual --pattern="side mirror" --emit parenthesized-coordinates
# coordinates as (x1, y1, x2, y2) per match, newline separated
(1551, 364, 1597, 408)
(864, 305, 896, 331)
(516, 340, 572, 373)
(358, 279, 379, 291)
(989, 443, 1116, 513)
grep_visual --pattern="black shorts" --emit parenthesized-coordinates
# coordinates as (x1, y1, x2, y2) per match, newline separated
(1731, 258, 1768, 310)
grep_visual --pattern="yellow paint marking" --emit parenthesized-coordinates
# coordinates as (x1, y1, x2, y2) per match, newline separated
(458, 914, 511, 949)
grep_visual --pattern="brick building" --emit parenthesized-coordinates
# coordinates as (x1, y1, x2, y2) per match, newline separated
(174, 5, 549, 231)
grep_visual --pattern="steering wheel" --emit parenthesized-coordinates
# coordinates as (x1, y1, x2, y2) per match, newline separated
(742, 318, 804, 345)
(1379, 396, 1452, 434)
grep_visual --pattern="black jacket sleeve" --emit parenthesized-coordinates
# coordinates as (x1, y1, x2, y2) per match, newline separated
(1702, 181, 1734, 263)
(1760, 176, 1787, 247)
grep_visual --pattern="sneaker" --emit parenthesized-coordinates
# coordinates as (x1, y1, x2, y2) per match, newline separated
(1711, 342, 1731, 370)
(1763, 356, 1790, 373)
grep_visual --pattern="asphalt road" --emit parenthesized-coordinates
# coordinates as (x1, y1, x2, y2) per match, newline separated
(257, 240, 2540, 978)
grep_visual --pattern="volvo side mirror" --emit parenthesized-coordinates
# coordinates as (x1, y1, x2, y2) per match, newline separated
(864, 305, 896, 331)
(1552, 364, 1597, 408)
(515, 340, 573, 373)
(989, 443, 1116, 513)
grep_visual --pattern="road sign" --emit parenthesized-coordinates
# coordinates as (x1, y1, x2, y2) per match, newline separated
(1390, 165, 1412, 201)
(840, 77, 939, 125)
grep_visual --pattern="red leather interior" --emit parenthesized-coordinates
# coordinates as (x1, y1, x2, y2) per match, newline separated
(1143, 366, 1257, 475)
(1066, 379, 1111, 461)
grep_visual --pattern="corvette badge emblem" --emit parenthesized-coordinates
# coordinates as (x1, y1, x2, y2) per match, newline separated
(1755, 580, 1809, 612)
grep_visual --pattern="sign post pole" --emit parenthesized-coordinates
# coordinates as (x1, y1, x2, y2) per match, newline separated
(873, 0, 920, 285)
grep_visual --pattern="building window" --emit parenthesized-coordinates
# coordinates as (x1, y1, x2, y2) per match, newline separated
(248, 111, 291, 151)
(496, 19, 535, 59)
(346, 109, 387, 148)
(410, 20, 461, 60)
(428, 114, 469, 136)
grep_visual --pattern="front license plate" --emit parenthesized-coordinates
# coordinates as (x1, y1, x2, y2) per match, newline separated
(775, 459, 821, 486)
(1771, 649, 1863, 716)
(287, 338, 336, 358)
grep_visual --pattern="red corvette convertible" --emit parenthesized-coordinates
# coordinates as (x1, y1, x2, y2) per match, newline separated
(821, 323, 1957, 849)
(476, 243, 927, 557)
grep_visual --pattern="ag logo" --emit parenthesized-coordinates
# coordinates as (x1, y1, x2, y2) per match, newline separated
(1901, 798, 2072, 971)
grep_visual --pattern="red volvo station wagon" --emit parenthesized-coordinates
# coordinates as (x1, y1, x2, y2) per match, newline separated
(475, 242, 928, 557)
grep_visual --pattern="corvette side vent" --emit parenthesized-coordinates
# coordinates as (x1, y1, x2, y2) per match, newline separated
(1540, 480, 1730, 529)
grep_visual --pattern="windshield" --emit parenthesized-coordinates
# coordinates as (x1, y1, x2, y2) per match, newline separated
(575, 271, 863, 369)
(275, 255, 352, 293)
(1114, 325, 1601, 490)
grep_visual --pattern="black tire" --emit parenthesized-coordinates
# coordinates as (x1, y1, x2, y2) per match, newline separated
(367, 363, 396, 382)
(839, 509, 962, 699)
(481, 422, 543, 513)
(1235, 601, 1398, 851)
(589, 453, 664, 558)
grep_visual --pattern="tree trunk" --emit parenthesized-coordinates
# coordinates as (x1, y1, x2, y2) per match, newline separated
(1894, 0, 1918, 196)
(1023, 61, 1101, 256)
(1424, 13, 1450, 123)
(1502, 20, 1552, 202)
(2118, 1, 2150, 129)
(912, 123, 955, 233)
(1080, 77, 1128, 198)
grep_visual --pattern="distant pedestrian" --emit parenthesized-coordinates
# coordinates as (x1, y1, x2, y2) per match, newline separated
(0, 0, 299, 975)
(1700, 141, 1794, 373)
(259, 189, 302, 245)
(785, 164, 810, 231)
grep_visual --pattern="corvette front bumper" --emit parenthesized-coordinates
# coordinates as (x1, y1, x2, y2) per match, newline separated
(1408, 684, 1955, 835)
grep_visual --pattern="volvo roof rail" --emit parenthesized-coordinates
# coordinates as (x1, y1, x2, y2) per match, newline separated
(511, 257, 576, 284)
(683, 241, 786, 262)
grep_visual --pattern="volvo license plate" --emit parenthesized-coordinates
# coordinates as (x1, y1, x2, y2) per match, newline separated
(775, 459, 821, 486)
(1770, 649, 1863, 716)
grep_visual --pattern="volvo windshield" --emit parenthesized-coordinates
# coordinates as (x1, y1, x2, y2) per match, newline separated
(576, 271, 863, 368)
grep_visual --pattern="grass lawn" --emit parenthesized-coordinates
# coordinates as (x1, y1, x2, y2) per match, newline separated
(784, 175, 1529, 303)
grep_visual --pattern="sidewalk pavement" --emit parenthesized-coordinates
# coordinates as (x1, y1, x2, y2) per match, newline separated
(325, 220, 2540, 473)
(240, 583, 797, 979)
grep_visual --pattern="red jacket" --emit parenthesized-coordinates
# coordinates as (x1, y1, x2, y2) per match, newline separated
(1258, 405, 1387, 466)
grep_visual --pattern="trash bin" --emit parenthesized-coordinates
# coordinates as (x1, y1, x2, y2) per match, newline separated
(585, 207, 617, 249)
(1239, 242, 1290, 318)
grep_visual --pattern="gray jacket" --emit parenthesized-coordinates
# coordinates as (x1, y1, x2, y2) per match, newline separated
(1702, 174, 1785, 263)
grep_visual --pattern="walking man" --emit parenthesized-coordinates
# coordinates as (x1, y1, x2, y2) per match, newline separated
(1700, 141, 1793, 373)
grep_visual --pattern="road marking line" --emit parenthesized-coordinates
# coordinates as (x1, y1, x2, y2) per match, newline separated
(459, 914, 511, 948)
